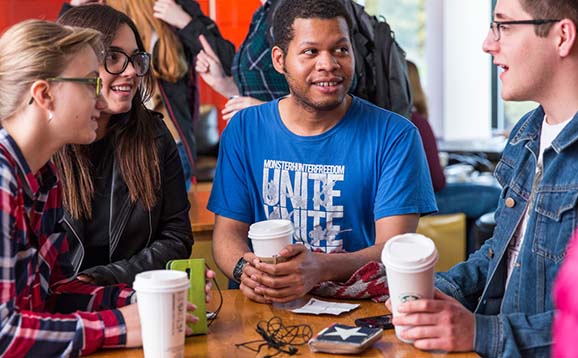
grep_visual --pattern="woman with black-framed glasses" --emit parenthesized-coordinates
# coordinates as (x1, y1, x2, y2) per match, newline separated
(55, 5, 201, 292)
(104, 0, 235, 188)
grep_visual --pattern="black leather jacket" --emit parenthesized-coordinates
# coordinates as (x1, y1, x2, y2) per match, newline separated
(63, 114, 194, 286)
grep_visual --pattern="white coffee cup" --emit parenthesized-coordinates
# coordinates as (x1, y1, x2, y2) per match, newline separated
(381, 233, 438, 343)
(133, 270, 190, 358)
(248, 219, 294, 263)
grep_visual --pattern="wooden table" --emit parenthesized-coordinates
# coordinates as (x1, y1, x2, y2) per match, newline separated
(90, 290, 479, 358)
(188, 183, 215, 235)
(188, 183, 230, 288)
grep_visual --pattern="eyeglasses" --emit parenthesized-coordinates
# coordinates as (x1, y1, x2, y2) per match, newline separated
(47, 77, 102, 97)
(104, 49, 151, 77)
(489, 19, 561, 41)
(28, 77, 102, 105)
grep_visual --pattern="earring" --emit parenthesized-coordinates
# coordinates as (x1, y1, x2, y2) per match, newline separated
(48, 112, 53, 122)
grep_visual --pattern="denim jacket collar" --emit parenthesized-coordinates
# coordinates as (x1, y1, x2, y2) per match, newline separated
(511, 106, 578, 154)
(551, 110, 578, 153)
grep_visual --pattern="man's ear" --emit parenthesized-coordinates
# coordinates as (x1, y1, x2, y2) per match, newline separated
(271, 46, 285, 74)
(29, 80, 53, 110)
(557, 19, 576, 57)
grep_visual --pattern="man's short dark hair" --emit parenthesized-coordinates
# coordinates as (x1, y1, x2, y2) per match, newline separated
(521, 0, 578, 37)
(272, 0, 353, 55)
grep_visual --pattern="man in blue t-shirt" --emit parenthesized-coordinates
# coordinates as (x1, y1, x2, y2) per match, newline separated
(208, 0, 437, 304)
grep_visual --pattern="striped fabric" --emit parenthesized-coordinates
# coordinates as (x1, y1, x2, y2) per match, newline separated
(0, 129, 135, 357)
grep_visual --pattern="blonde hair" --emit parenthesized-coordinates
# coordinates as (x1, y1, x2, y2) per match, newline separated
(0, 19, 103, 120)
(108, 0, 188, 83)
(407, 60, 428, 118)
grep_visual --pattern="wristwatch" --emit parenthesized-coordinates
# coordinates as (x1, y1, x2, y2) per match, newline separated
(233, 257, 248, 283)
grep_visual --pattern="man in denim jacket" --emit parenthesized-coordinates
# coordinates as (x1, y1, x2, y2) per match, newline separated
(386, 0, 578, 357)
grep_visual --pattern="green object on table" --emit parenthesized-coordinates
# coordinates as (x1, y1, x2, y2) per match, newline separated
(166, 258, 207, 335)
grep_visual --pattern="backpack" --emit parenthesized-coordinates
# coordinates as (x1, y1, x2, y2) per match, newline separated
(266, 0, 413, 119)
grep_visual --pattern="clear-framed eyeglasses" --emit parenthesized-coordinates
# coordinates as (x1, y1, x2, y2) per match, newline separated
(489, 19, 561, 41)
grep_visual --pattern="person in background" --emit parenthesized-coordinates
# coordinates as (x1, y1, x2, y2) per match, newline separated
(406, 60, 446, 192)
(64, 0, 236, 190)
(55, 4, 193, 286)
(407, 60, 501, 240)
(388, 0, 578, 356)
(0, 18, 140, 356)
(195, 0, 283, 121)
(208, 0, 436, 303)
(553, 228, 578, 358)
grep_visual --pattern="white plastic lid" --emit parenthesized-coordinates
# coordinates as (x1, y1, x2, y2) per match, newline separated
(248, 219, 294, 240)
(381, 233, 438, 273)
(133, 270, 190, 293)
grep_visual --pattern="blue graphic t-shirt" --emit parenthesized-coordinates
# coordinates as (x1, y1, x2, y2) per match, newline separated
(208, 96, 437, 253)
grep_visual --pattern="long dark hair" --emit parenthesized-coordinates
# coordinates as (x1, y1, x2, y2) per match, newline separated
(55, 4, 160, 220)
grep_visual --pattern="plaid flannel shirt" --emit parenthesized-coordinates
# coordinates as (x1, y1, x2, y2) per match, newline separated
(0, 130, 135, 357)
(231, 0, 290, 101)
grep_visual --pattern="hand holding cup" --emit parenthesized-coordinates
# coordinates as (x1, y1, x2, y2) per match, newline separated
(381, 233, 438, 343)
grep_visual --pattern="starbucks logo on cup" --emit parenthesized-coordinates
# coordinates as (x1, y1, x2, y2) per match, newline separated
(399, 293, 421, 303)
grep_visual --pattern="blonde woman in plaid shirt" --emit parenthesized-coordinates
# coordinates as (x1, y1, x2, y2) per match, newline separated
(0, 19, 145, 356)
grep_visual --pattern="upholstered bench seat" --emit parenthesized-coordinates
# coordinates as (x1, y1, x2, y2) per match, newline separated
(417, 213, 466, 272)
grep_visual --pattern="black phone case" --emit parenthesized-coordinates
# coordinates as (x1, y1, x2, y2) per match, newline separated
(354, 314, 394, 330)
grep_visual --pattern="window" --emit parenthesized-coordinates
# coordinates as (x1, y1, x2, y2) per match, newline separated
(364, 0, 427, 76)
(367, 1, 535, 136)
(490, 0, 537, 132)
(364, 1, 496, 140)
(501, 100, 537, 131)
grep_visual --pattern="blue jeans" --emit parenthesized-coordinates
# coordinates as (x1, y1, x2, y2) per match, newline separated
(176, 141, 192, 192)
(434, 182, 501, 219)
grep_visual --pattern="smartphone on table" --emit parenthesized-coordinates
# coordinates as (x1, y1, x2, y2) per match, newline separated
(354, 314, 394, 330)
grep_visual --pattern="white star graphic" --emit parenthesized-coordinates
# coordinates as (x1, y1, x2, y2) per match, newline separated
(325, 326, 368, 340)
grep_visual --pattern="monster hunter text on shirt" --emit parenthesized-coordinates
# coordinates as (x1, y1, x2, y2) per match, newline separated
(262, 159, 347, 252)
